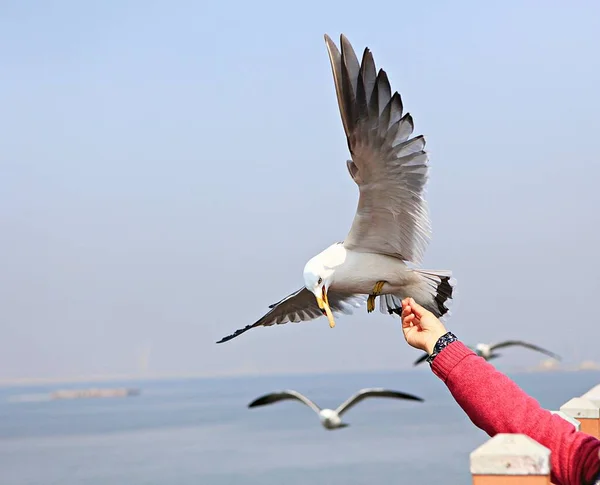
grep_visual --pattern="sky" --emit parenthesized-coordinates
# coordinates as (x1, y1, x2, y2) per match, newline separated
(1, 0, 599, 380)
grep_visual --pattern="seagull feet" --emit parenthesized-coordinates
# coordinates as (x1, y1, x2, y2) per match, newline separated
(367, 281, 386, 313)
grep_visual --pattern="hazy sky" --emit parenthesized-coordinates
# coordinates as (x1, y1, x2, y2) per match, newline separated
(1, 1, 599, 380)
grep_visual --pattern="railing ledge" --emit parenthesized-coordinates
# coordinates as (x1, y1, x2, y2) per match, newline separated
(560, 397, 600, 438)
(470, 433, 550, 479)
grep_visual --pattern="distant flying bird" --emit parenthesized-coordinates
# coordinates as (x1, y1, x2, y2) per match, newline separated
(247, 388, 424, 430)
(412, 340, 562, 366)
(216, 33, 454, 344)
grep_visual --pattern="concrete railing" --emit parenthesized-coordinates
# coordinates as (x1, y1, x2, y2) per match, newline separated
(469, 383, 600, 484)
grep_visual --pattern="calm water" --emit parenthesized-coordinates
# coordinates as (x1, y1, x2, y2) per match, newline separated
(1, 369, 599, 485)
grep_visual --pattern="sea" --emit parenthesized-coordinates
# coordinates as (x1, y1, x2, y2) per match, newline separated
(1, 369, 599, 485)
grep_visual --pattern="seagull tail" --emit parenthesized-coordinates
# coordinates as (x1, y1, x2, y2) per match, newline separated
(413, 269, 455, 318)
(378, 270, 456, 319)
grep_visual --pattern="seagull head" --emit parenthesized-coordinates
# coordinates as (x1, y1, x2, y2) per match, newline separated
(303, 257, 336, 328)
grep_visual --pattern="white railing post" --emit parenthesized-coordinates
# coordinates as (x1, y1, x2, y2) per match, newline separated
(470, 433, 551, 484)
(560, 397, 600, 438)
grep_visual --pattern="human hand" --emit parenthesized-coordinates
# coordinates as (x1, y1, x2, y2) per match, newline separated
(401, 297, 448, 355)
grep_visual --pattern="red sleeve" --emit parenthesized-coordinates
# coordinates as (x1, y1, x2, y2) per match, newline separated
(431, 341, 600, 485)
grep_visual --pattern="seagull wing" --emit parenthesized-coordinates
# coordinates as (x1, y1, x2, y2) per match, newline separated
(335, 387, 424, 416)
(413, 352, 429, 366)
(324, 34, 431, 264)
(489, 341, 562, 360)
(248, 390, 321, 415)
(216, 287, 366, 343)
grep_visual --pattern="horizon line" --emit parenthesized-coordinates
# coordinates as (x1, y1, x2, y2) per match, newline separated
(1, 361, 599, 388)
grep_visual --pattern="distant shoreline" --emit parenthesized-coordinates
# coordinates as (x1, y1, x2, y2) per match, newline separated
(1, 363, 599, 388)
(0, 367, 404, 387)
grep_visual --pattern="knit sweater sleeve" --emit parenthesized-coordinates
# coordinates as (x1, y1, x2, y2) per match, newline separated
(430, 341, 600, 485)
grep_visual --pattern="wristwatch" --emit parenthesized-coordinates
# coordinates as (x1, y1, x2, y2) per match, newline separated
(426, 332, 458, 364)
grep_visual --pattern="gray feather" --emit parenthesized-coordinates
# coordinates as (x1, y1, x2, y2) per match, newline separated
(324, 33, 432, 264)
(216, 287, 366, 343)
(360, 49, 377, 110)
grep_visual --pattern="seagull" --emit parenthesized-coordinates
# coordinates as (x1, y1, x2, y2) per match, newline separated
(412, 340, 562, 366)
(247, 388, 424, 430)
(217, 33, 454, 344)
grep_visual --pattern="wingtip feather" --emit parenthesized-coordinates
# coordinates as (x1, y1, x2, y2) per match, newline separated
(215, 323, 255, 344)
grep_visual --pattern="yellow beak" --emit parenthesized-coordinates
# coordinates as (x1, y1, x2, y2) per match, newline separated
(316, 286, 336, 328)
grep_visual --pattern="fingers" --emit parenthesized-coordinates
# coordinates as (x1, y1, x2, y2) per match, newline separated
(400, 297, 434, 353)
(401, 301, 417, 328)
(407, 297, 428, 319)
(402, 313, 415, 328)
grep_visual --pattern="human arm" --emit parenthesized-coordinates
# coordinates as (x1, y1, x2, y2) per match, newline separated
(400, 298, 600, 485)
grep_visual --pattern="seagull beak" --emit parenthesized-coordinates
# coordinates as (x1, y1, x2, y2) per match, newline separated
(316, 286, 335, 328)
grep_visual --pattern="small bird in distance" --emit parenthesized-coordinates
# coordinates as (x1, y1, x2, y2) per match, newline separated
(247, 388, 424, 430)
(413, 340, 562, 366)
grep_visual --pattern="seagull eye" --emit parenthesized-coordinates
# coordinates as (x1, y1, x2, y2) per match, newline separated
(318, 277, 323, 285)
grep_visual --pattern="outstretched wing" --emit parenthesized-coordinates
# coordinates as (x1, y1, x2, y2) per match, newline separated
(216, 287, 366, 343)
(335, 387, 424, 416)
(248, 390, 321, 414)
(412, 352, 429, 366)
(489, 340, 562, 360)
(324, 34, 431, 264)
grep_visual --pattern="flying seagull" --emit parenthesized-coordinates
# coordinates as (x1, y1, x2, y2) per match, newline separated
(247, 388, 424, 430)
(412, 340, 562, 366)
(217, 33, 454, 344)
